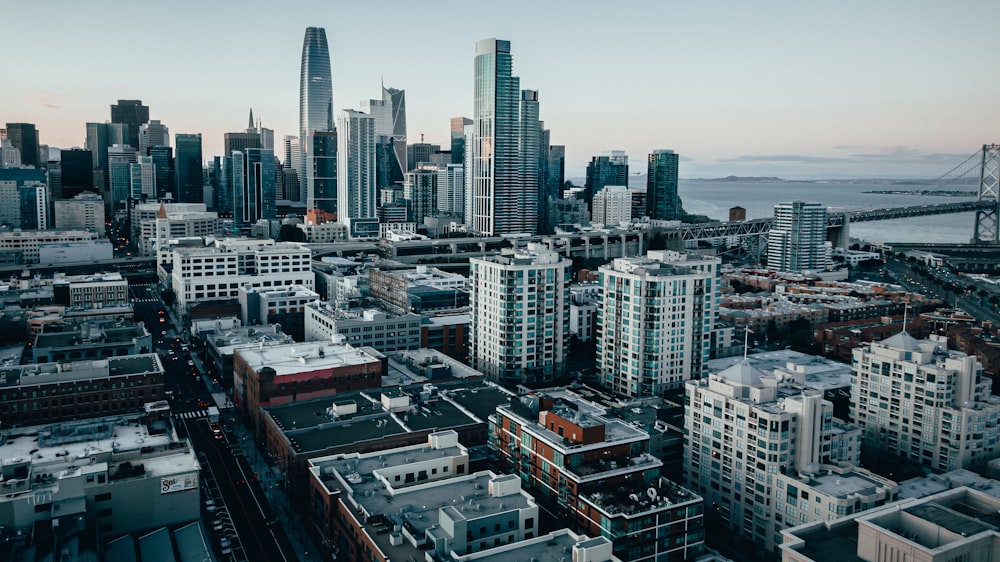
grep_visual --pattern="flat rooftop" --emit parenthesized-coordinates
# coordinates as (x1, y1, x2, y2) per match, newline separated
(905, 502, 997, 537)
(707, 349, 852, 391)
(236, 341, 381, 376)
(807, 471, 888, 499)
(453, 530, 614, 562)
(786, 521, 865, 562)
(0, 354, 161, 388)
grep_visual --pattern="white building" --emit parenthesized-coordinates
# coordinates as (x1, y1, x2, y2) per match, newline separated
(592, 185, 632, 226)
(134, 203, 220, 256)
(768, 201, 830, 273)
(850, 332, 1000, 472)
(303, 301, 421, 353)
(54, 192, 105, 232)
(437, 163, 465, 218)
(337, 109, 377, 231)
(598, 251, 720, 397)
(469, 243, 570, 386)
(685, 361, 897, 556)
(569, 284, 599, 343)
(0, 230, 106, 264)
(130, 155, 156, 198)
(169, 239, 314, 309)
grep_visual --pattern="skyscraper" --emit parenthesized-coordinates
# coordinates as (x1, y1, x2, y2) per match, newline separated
(175, 133, 203, 204)
(519, 90, 541, 234)
(402, 164, 438, 225)
(5, 123, 40, 169)
(469, 244, 570, 386)
(139, 120, 169, 155)
(336, 110, 376, 227)
(307, 131, 337, 214)
(110, 100, 149, 151)
(767, 201, 830, 273)
(108, 145, 137, 209)
(469, 38, 539, 236)
(584, 151, 628, 209)
(299, 27, 334, 209)
(362, 85, 407, 188)
(85, 123, 109, 173)
(231, 148, 276, 231)
(646, 149, 680, 221)
(60, 149, 94, 196)
(546, 145, 566, 198)
(449, 117, 471, 165)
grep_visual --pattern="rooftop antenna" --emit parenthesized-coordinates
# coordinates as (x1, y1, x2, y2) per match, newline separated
(744, 327, 753, 360)
(902, 303, 909, 334)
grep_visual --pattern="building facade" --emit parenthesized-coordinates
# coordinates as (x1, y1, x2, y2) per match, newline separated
(592, 185, 632, 226)
(337, 110, 377, 229)
(300, 27, 334, 209)
(768, 201, 830, 273)
(303, 301, 421, 353)
(646, 149, 680, 221)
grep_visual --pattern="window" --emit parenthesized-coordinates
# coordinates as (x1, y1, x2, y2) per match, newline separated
(525, 518, 534, 529)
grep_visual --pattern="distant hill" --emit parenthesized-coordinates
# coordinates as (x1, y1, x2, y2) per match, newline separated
(685, 176, 787, 182)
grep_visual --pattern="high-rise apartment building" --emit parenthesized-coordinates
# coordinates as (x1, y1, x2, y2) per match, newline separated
(299, 27, 334, 211)
(230, 148, 276, 231)
(469, 38, 540, 236)
(403, 164, 438, 225)
(598, 251, 720, 397)
(768, 201, 830, 273)
(174, 133, 203, 203)
(437, 163, 465, 218)
(850, 332, 1000, 473)
(305, 131, 336, 214)
(584, 151, 628, 209)
(450, 117, 472, 165)
(519, 90, 541, 234)
(592, 185, 632, 226)
(110, 100, 149, 151)
(684, 362, 897, 556)
(336, 110, 376, 228)
(4, 123, 40, 169)
(646, 149, 680, 221)
(469, 244, 569, 386)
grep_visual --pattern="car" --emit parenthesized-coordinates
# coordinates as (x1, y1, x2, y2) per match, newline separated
(219, 537, 231, 548)
(204, 499, 216, 513)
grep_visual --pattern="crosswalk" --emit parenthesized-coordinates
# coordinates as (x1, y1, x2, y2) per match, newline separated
(133, 297, 160, 304)
(177, 409, 210, 420)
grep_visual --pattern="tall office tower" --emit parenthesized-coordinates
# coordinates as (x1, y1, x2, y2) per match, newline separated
(536, 124, 552, 233)
(19, 183, 48, 229)
(85, 122, 109, 178)
(107, 123, 129, 147)
(519, 90, 541, 235)
(0, 168, 47, 229)
(107, 145, 137, 208)
(281, 168, 300, 202)
(402, 164, 438, 225)
(60, 149, 94, 197)
(307, 131, 337, 214)
(138, 120, 169, 155)
(230, 148, 276, 231)
(336, 110, 376, 226)
(147, 145, 174, 199)
(283, 136, 301, 172)
(767, 201, 829, 273)
(0, 140, 20, 168)
(175, 133, 203, 204)
(130, 156, 156, 199)
(470, 38, 541, 236)
(547, 144, 566, 197)
(406, 142, 441, 170)
(584, 150, 628, 210)
(684, 364, 897, 554)
(46, 160, 63, 202)
(436, 163, 464, 218)
(211, 156, 225, 214)
(224, 131, 260, 155)
(598, 251, 720, 397)
(299, 27, 334, 210)
(450, 117, 471, 165)
(592, 185, 632, 226)
(646, 149, 680, 221)
(851, 332, 1000, 472)
(5, 123, 40, 169)
(362, 85, 406, 187)
(110, 100, 149, 151)
(463, 122, 475, 225)
(470, 244, 570, 386)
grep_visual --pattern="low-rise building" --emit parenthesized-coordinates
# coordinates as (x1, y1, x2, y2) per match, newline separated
(238, 284, 319, 341)
(0, 402, 199, 536)
(53, 192, 105, 233)
(202, 322, 293, 388)
(0, 354, 164, 426)
(304, 301, 421, 353)
(32, 319, 151, 363)
(421, 312, 470, 360)
(52, 271, 129, 310)
(0, 230, 107, 264)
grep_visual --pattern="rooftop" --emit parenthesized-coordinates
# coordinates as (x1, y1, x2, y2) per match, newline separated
(806, 470, 890, 499)
(0, 354, 162, 388)
(235, 341, 382, 376)
(706, 349, 852, 391)
(584, 477, 701, 517)
(451, 530, 617, 562)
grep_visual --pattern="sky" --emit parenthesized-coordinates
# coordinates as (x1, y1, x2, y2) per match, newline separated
(4, 0, 999, 180)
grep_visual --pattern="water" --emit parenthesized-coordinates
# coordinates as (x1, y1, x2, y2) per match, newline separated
(677, 179, 978, 244)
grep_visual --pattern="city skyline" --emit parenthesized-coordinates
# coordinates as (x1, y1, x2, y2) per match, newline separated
(4, 1, 1000, 179)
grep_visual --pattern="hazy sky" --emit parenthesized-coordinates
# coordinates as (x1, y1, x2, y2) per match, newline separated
(4, 0, 999, 179)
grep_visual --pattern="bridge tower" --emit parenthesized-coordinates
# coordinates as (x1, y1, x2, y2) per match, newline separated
(973, 144, 1000, 243)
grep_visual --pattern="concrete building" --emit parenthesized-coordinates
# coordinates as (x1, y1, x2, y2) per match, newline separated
(449, 529, 620, 562)
(0, 354, 164, 427)
(337, 109, 377, 231)
(233, 340, 385, 432)
(303, 301, 421, 353)
(780, 487, 1000, 562)
(470, 244, 570, 386)
(136, 204, 221, 256)
(32, 319, 151, 363)
(569, 284, 599, 343)
(54, 192, 105, 232)
(0, 230, 106, 264)
(38, 240, 113, 265)
(52, 271, 129, 310)
(202, 322, 293, 388)
(684, 360, 897, 556)
(0, 403, 199, 537)
(421, 312, 470, 361)
(491, 389, 706, 562)
(238, 284, 318, 341)
(598, 251, 720, 397)
(592, 185, 632, 226)
(0, 167, 48, 229)
(309, 431, 539, 561)
(367, 265, 468, 315)
(768, 201, 831, 273)
(850, 332, 1000, 472)
(168, 239, 314, 309)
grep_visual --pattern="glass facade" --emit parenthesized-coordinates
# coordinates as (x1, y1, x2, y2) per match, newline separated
(175, 133, 203, 203)
(299, 27, 334, 210)
(231, 148, 276, 231)
(646, 149, 680, 221)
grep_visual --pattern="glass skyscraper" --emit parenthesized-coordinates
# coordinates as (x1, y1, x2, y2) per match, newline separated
(175, 133, 203, 203)
(336, 110, 376, 226)
(231, 148, 276, 231)
(299, 27, 334, 210)
(110, 100, 149, 152)
(646, 149, 680, 221)
(469, 38, 539, 236)
(585, 150, 629, 209)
